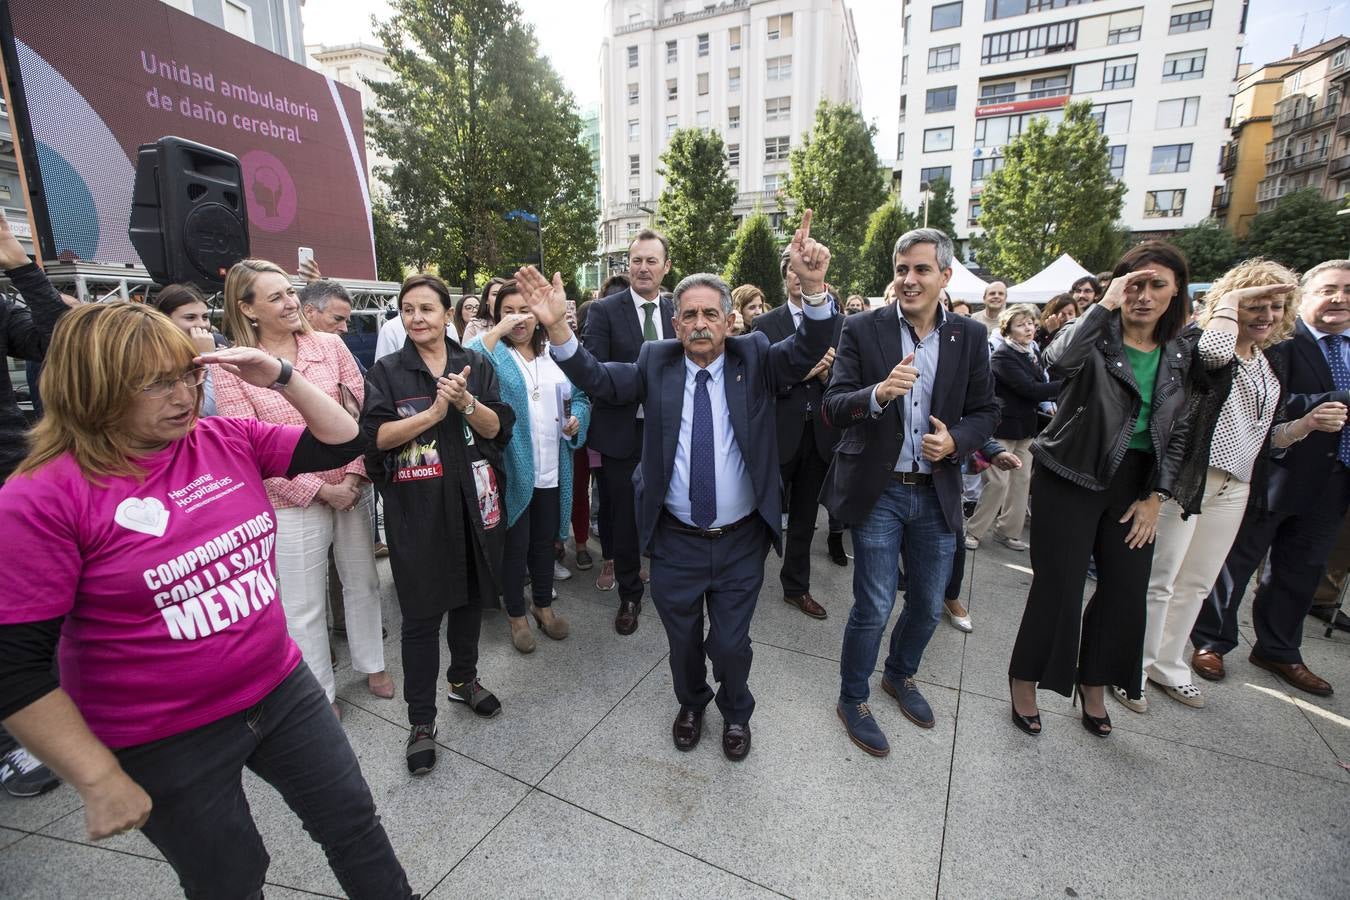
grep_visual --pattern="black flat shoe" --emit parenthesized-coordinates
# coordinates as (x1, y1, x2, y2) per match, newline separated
(1009, 677, 1041, 736)
(1076, 686, 1111, 738)
(722, 722, 751, 761)
(672, 705, 703, 751)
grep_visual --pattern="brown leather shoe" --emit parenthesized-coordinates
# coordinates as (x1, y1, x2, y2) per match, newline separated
(784, 592, 827, 620)
(1191, 649, 1225, 682)
(672, 705, 703, 751)
(722, 722, 751, 761)
(615, 599, 640, 635)
(1249, 653, 1333, 697)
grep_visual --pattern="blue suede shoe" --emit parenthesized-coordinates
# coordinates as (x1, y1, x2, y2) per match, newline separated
(836, 701, 890, 757)
(882, 676, 935, 729)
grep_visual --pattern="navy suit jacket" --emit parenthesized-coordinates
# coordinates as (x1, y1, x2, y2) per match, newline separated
(579, 287, 675, 459)
(820, 304, 999, 534)
(751, 301, 845, 462)
(554, 316, 835, 557)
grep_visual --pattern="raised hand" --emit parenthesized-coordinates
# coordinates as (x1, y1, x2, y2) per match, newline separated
(196, 347, 283, 388)
(877, 352, 919, 403)
(788, 209, 830, 295)
(490, 312, 533, 337)
(1100, 268, 1156, 312)
(428, 376, 457, 421)
(298, 257, 323, 283)
(443, 365, 474, 411)
(0, 208, 30, 270)
(514, 265, 568, 330)
(188, 325, 216, 355)
(921, 415, 955, 462)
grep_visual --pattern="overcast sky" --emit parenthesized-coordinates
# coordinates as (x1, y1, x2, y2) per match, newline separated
(301, 0, 1345, 160)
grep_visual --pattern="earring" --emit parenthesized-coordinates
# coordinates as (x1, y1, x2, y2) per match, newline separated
(248, 318, 259, 328)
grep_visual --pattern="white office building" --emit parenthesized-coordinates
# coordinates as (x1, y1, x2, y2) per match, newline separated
(599, 0, 861, 265)
(897, 0, 1246, 256)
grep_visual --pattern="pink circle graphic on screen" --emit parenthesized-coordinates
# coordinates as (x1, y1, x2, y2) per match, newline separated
(241, 150, 297, 232)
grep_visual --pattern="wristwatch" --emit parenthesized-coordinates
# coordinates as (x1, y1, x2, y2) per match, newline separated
(1153, 489, 1172, 503)
(267, 357, 293, 392)
(462, 397, 477, 417)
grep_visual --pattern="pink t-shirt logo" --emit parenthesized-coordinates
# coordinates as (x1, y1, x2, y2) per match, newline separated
(114, 496, 170, 537)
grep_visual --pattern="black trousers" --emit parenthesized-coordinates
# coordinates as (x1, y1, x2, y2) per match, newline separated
(402, 603, 483, 726)
(601, 423, 644, 604)
(502, 486, 560, 616)
(1009, 452, 1154, 699)
(779, 421, 828, 596)
(1192, 465, 1350, 663)
(650, 514, 770, 724)
(945, 540, 967, 600)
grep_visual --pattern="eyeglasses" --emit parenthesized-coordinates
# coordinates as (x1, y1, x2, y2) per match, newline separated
(141, 368, 207, 399)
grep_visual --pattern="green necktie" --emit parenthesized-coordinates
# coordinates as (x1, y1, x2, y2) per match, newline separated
(642, 302, 658, 341)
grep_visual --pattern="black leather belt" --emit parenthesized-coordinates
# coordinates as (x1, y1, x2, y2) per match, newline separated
(892, 470, 933, 485)
(661, 508, 757, 538)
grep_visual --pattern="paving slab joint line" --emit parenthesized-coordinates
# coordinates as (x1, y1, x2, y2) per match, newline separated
(424, 787, 538, 898)
(933, 573, 972, 900)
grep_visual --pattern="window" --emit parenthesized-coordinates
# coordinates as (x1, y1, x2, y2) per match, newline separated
(727, 143, 740, 167)
(629, 187, 640, 202)
(1170, 6, 1212, 34)
(928, 44, 961, 72)
(897, 133, 905, 159)
(627, 45, 639, 67)
(986, 0, 1096, 18)
(627, 222, 640, 237)
(1108, 145, 1126, 178)
(697, 73, 709, 96)
(728, 106, 740, 129)
(1089, 101, 1132, 135)
(763, 173, 783, 192)
(223, 0, 253, 41)
(1162, 50, 1206, 82)
(729, 27, 741, 51)
(765, 136, 791, 162)
(926, 86, 958, 113)
(766, 14, 793, 40)
(728, 67, 741, 91)
(1107, 24, 1140, 44)
(904, 15, 911, 46)
(982, 20, 1077, 64)
(980, 82, 1017, 100)
(696, 109, 710, 127)
(1155, 96, 1200, 129)
(628, 154, 640, 176)
(666, 40, 678, 64)
(667, 79, 678, 100)
(968, 199, 982, 226)
(932, 2, 963, 31)
(1144, 189, 1186, 218)
(923, 126, 955, 153)
(971, 156, 1005, 183)
(920, 166, 952, 186)
(1029, 74, 1069, 98)
(766, 96, 791, 121)
(628, 119, 639, 141)
(665, 115, 678, 138)
(1150, 143, 1193, 174)
(902, 55, 909, 85)
(976, 109, 1069, 148)
(767, 56, 792, 80)
(898, 94, 908, 123)
(1102, 56, 1136, 91)
(697, 33, 709, 57)
(627, 83, 639, 104)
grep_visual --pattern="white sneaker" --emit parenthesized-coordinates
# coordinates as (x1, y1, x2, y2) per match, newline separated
(1111, 685, 1147, 713)
(1161, 682, 1206, 709)
(964, 534, 980, 551)
(996, 534, 1029, 552)
(552, 561, 572, 581)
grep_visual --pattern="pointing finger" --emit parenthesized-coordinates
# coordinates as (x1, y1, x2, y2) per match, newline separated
(800, 208, 812, 240)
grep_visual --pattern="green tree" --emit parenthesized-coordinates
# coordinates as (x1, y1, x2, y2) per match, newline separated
(1168, 219, 1240, 281)
(973, 101, 1126, 282)
(1241, 190, 1350, 273)
(781, 101, 886, 292)
(658, 128, 737, 281)
(370, 194, 408, 282)
(919, 177, 957, 239)
(723, 211, 785, 307)
(369, 0, 597, 292)
(855, 200, 917, 296)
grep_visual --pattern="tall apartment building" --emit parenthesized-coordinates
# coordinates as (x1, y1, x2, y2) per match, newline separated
(897, 0, 1245, 257)
(307, 42, 394, 192)
(1253, 37, 1350, 213)
(598, 0, 861, 266)
(1213, 56, 1304, 237)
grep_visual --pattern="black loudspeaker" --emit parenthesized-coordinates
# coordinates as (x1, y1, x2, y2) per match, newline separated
(128, 136, 249, 289)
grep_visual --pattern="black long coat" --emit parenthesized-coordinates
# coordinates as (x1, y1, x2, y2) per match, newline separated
(361, 338, 514, 617)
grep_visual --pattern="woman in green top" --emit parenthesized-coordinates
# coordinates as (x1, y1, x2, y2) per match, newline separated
(1007, 243, 1193, 738)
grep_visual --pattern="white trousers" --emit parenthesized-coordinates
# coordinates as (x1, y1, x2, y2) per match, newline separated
(275, 492, 385, 702)
(1142, 467, 1250, 688)
(966, 437, 1035, 541)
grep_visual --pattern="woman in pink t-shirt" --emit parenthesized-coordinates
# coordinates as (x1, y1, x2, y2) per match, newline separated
(0, 303, 412, 897)
(215, 258, 393, 712)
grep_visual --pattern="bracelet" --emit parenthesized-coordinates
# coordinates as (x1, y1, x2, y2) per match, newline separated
(267, 357, 293, 392)
(801, 290, 829, 307)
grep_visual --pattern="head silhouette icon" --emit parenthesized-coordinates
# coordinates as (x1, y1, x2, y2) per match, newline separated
(252, 166, 283, 219)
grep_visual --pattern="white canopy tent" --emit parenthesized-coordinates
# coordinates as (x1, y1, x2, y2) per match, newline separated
(946, 257, 991, 303)
(1006, 253, 1093, 304)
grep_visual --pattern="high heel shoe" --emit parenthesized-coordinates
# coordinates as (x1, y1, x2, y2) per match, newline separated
(1008, 677, 1041, 736)
(1076, 685, 1111, 738)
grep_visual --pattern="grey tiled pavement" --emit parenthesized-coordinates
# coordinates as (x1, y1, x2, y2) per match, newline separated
(3, 517, 1348, 898)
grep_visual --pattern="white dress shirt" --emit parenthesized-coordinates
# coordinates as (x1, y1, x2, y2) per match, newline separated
(663, 354, 754, 527)
(631, 291, 671, 339)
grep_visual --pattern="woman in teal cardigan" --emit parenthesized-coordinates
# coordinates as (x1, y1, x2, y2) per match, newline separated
(468, 280, 591, 652)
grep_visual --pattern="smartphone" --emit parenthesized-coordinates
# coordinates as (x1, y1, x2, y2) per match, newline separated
(298, 246, 315, 270)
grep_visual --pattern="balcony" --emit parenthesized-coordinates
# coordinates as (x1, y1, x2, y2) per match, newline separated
(616, 0, 748, 35)
(1211, 187, 1231, 214)
(1218, 142, 1239, 174)
(1272, 102, 1339, 137)
(1287, 146, 1331, 173)
(1330, 153, 1350, 178)
(1338, 112, 1350, 136)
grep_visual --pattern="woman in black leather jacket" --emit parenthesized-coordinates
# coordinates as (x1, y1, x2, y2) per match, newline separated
(1008, 242, 1193, 737)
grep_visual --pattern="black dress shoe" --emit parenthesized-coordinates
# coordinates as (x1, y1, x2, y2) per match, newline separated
(672, 705, 704, 751)
(827, 531, 849, 566)
(722, 722, 751, 761)
(615, 599, 640, 635)
(1309, 605, 1350, 632)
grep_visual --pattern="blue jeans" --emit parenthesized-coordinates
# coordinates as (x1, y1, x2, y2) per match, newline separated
(115, 664, 412, 899)
(839, 480, 955, 705)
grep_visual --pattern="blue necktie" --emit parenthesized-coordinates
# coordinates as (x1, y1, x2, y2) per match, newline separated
(1323, 335, 1350, 466)
(689, 369, 717, 528)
